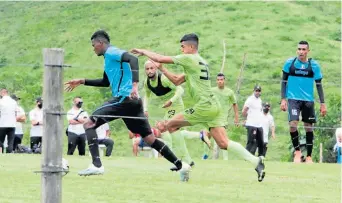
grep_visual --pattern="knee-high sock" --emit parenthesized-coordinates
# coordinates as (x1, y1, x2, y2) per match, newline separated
(180, 130, 200, 140)
(85, 128, 102, 168)
(171, 131, 192, 164)
(228, 140, 259, 167)
(151, 139, 182, 169)
(161, 131, 173, 150)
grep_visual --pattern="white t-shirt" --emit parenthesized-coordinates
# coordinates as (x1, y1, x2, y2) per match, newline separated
(29, 108, 43, 137)
(96, 123, 110, 140)
(66, 108, 88, 135)
(244, 95, 263, 127)
(0, 96, 18, 128)
(15, 106, 25, 134)
(261, 113, 275, 143)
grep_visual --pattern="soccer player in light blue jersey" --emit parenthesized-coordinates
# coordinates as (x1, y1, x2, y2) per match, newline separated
(65, 30, 190, 178)
(280, 41, 327, 163)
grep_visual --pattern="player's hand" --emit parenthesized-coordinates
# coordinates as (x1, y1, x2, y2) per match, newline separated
(130, 48, 144, 56)
(162, 100, 172, 108)
(64, 79, 84, 92)
(234, 117, 239, 127)
(130, 82, 139, 99)
(280, 99, 287, 111)
(320, 103, 327, 117)
(144, 111, 148, 118)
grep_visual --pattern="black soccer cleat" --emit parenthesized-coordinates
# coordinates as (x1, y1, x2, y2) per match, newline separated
(189, 161, 195, 168)
(255, 156, 266, 182)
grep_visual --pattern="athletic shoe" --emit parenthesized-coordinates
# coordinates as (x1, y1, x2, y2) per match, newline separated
(255, 156, 265, 182)
(294, 150, 302, 163)
(189, 161, 195, 167)
(179, 162, 191, 182)
(200, 130, 211, 149)
(78, 164, 104, 176)
(306, 156, 313, 163)
(202, 154, 209, 160)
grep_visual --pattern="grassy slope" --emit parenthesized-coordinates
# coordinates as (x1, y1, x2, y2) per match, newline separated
(0, 155, 341, 203)
(0, 2, 340, 161)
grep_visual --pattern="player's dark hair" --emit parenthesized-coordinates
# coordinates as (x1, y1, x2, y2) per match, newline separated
(91, 30, 110, 44)
(217, 73, 225, 79)
(180, 33, 199, 48)
(298, 40, 309, 48)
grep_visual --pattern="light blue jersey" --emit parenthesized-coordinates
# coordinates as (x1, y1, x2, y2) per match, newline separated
(104, 46, 132, 97)
(283, 57, 322, 102)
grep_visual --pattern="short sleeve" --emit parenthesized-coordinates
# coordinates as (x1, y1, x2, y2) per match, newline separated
(311, 60, 323, 80)
(29, 110, 35, 121)
(282, 58, 294, 73)
(66, 109, 73, 121)
(171, 54, 193, 67)
(244, 97, 252, 108)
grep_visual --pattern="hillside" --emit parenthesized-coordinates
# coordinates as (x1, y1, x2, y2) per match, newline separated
(0, 1, 340, 161)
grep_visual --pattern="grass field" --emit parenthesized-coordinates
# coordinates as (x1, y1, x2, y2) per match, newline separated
(0, 154, 341, 203)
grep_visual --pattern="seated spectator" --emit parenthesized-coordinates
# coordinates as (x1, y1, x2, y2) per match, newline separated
(334, 127, 342, 164)
(66, 96, 88, 156)
(29, 97, 43, 153)
(96, 123, 114, 157)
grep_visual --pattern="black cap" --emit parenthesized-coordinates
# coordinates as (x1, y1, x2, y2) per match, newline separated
(263, 102, 271, 107)
(11, 94, 20, 101)
(254, 85, 261, 91)
(36, 97, 43, 102)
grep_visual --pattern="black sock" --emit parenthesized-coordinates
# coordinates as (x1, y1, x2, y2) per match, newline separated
(263, 143, 268, 157)
(151, 139, 182, 169)
(85, 128, 102, 168)
(306, 131, 314, 157)
(290, 131, 300, 151)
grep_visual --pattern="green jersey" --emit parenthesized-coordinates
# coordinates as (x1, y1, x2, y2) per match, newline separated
(143, 73, 184, 112)
(211, 87, 237, 124)
(172, 54, 212, 102)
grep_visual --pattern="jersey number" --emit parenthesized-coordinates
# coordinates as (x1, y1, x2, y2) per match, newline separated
(199, 62, 209, 80)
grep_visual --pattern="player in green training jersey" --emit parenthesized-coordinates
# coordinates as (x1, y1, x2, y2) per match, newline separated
(211, 73, 239, 160)
(143, 60, 211, 169)
(131, 33, 265, 182)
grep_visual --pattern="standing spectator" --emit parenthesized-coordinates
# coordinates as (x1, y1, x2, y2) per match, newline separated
(66, 96, 88, 156)
(29, 97, 43, 151)
(242, 85, 264, 157)
(0, 88, 17, 153)
(96, 123, 114, 157)
(260, 102, 275, 157)
(11, 94, 26, 151)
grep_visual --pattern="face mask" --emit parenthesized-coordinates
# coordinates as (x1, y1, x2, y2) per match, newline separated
(38, 103, 43, 109)
(263, 108, 269, 113)
(76, 102, 83, 108)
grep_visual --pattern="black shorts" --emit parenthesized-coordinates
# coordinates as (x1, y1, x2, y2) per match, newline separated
(90, 96, 152, 138)
(288, 99, 316, 123)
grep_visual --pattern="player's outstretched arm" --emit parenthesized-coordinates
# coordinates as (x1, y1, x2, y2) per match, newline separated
(130, 48, 174, 64)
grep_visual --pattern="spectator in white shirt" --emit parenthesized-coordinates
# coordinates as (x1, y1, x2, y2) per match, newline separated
(0, 88, 18, 153)
(66, 96, 88, 156)
(242, 85, 264, 156)
(259, 102, 275, 157)
(11, 94, 26, 151)
(96, 123, 114, 157)
(29, 97, 43, 150)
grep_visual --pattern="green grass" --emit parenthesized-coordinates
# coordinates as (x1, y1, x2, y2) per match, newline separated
(0, 1, 340, 161)
(0, 154, 341, 203)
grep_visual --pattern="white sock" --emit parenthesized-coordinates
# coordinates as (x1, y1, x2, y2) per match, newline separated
(180, 130, 200, 140)
(228, 140, 259, 166)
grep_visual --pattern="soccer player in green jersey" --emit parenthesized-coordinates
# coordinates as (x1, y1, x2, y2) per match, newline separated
(144, 60, 211, 168)
(207, 73, 239, 160)
(131, 33, 265, 182)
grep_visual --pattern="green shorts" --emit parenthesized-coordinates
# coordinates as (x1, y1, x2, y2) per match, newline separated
(183, 96, 226, 128)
